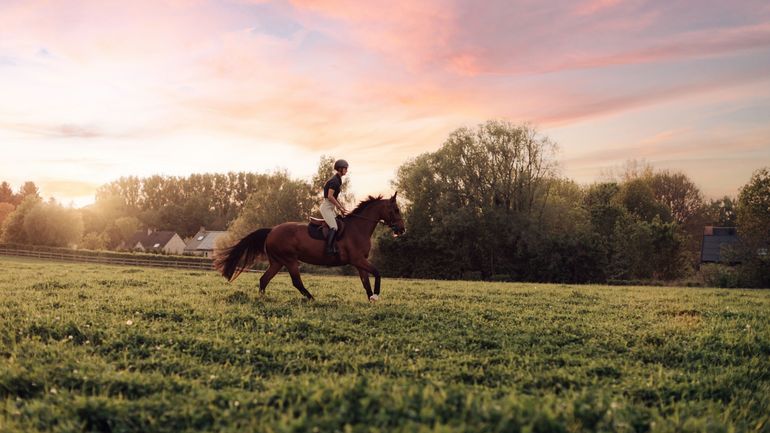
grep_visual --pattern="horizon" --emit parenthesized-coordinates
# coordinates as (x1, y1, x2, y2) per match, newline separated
(2, 0, 769, 207)
(0, 158, 760, 210)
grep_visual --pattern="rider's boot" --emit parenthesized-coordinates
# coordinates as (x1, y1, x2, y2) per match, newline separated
(325, 228, 338, 255)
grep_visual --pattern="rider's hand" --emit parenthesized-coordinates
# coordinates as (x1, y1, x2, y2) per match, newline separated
(339, 206, 348, 216)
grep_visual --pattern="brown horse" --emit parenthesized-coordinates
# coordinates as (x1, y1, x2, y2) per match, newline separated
(214, 193, 405, 301)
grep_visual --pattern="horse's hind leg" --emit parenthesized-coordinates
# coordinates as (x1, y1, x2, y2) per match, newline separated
(285, 261, 314, 300)
(259, 260, 282, 295)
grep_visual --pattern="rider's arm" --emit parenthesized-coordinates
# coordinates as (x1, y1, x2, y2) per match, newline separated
(326, 189, 347, 214)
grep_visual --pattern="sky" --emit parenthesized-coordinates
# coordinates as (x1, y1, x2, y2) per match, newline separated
(1, 0, 769, 207)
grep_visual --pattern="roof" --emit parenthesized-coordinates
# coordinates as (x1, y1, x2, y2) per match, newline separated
(185, 230, 227, 251)
(126, 230, 179, 250)
(701, 227, 739, 263)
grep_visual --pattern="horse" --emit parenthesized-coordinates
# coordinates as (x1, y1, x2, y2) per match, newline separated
(214, 193, 405, 301)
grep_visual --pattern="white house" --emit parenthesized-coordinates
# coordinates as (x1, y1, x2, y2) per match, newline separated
(124, 229, 186, 255)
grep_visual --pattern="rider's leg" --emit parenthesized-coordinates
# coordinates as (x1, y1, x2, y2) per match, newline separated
(319, 199, 339, 255)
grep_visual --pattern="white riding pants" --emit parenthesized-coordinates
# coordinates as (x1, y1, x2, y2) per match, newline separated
(319, 199, 338, 230)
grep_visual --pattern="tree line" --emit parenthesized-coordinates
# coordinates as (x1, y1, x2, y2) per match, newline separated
(0, 156, 352, 251)
(1, 121, 767, 286)
(373, 121, 768, 287)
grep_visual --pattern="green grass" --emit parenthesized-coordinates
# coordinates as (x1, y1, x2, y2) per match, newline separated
(1, 256, 769, 433)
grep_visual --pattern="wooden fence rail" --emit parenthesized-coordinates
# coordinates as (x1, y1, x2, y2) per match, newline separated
(0, 246, 220, 271)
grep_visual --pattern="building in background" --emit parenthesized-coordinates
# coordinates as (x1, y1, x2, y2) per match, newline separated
(124, 229, 186, 255)
(701, 226, 740, 264)
(185, 229, 228, 257)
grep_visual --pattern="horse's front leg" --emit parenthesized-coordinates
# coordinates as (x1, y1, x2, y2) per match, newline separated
(357, 268, 373, 300)
(353, 259, 381, 301)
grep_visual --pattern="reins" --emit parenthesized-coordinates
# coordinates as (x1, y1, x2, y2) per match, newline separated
(345, 213, 387, 225)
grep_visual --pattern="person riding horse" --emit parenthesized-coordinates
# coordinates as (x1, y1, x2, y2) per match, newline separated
(320, 159, 349, 255)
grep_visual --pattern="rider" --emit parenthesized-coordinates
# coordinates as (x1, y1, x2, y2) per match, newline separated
(320, 159, 349, 255)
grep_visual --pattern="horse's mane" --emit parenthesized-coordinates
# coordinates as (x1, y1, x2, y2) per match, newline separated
(349, 195, 384, 216)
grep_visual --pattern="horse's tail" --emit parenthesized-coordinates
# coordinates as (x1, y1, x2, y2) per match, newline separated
(214, 228, 272, 282)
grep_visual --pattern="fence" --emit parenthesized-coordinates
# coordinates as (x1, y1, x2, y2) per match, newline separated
(0, 245, 349, 276)
(0, 245, 218, 271)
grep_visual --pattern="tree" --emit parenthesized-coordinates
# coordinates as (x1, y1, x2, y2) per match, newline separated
(0, 181, 13, 203)
(737, 168, 770, 245)
(0, 195, 41, 244)
(80, 232, 110, 250)
(615, 178, 671, 223)
(650, 170, 704, 226)
(735, 168, 770, 287)
(228, 171, 316, 240)
(706, 196, 737, 226)
(13, 181, 40, 205)
(22, 201, 84, 247)
(0, 203, 14, 230)
(608, 215, 687, 281)
(112, 216, 141, 246)
(583, 182, 624, 238)
(376, 121, 560, 279)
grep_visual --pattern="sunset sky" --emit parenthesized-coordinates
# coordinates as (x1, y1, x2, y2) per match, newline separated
(1, 0, 769, 207)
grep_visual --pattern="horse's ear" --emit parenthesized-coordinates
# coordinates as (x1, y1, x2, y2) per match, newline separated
(391, 191, 398, 202)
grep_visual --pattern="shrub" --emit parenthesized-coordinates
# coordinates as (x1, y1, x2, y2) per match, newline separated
(700, 264, 739, 288)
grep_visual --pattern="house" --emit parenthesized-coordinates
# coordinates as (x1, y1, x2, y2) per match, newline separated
(701, 226, 740, 263)
(184, 229, 228, 257)
(124, 229, 186, 255)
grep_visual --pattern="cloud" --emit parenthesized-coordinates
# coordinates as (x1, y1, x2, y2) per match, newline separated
(532, 67, 770, 126)
(0, 122, 103, 138)
(573, 0, 623, 16)
(547, 23, 770, 73)
(288, 0, 457, 69)
(1, 0, 769, 203)
(564, 122, 770, 167)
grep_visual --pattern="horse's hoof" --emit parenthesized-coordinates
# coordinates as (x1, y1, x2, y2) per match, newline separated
(369, 294, 379, 302)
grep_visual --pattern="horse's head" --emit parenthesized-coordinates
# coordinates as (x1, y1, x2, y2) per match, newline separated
(382, 192, 406, 237)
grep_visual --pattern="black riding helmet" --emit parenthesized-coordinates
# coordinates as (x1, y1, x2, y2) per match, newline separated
(334, 159, 349, 171)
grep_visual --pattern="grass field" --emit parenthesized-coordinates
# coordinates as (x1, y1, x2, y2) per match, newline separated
(0, 256, 769, 433)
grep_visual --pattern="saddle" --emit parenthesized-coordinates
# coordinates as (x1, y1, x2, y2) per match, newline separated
(308, 216, 345, 241)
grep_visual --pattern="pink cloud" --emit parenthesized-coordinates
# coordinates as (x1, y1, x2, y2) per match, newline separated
(573, 0, 623, 16)
(551, 23, 770, 73)
(288, 0, 457, 69)
(2, 0, 769, 204)
(533, 68, 770, 126)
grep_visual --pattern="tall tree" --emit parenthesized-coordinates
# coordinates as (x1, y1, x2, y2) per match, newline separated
(615, 178, 671, 223)
(706, 196, 737, 226)
(0, 195, 42, 244)
(735, 167, 770, 287)
(378, 121, 559, 279)
(228, 171, 315, 240)
(737, 167, 770, 244)
(13, 181, 40, 205)
(650, 170, 704, 226)
(0, 181, 13, 203)
(23, 201, 84, 247)
(0, 203, 15, 231)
